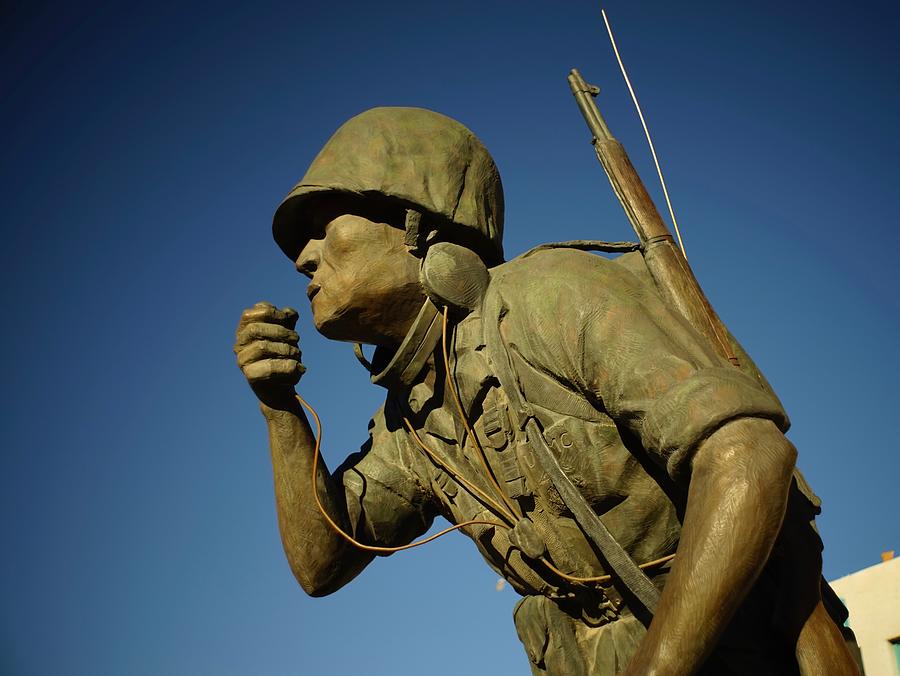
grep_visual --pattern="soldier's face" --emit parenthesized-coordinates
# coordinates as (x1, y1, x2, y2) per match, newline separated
(295, 209, 425, 347)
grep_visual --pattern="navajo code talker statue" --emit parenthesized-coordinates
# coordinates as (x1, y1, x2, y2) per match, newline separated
(234, 104, 861, 674)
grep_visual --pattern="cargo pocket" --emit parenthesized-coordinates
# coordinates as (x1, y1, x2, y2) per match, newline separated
(513, 595, 587, 675)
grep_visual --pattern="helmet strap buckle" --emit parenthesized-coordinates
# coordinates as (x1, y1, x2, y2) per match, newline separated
(404, 209, 431, 258)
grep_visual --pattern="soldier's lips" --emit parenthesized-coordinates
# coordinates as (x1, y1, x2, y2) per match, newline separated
(306, 284, 321, 301)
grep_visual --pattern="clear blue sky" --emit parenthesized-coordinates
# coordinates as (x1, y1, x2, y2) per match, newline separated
(2, 1, 898, 674)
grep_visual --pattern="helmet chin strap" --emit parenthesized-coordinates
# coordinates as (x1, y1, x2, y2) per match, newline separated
(365, 298, 443, 389)
(350, 300, 438, 383)
(404, 208, 430, 257)
(352, 342, 374, 373)
(351, 296, 440, 382)
(351, 207, 430, 379)
(351, 209, 490, 385)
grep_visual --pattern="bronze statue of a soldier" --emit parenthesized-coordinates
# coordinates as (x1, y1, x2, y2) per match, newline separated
(235, 107, 861, 674)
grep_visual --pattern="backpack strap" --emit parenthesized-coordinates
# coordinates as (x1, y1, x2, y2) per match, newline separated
(481, 299, 662, 616)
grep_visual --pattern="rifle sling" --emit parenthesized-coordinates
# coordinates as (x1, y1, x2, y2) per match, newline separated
(481, 309, 661, 616)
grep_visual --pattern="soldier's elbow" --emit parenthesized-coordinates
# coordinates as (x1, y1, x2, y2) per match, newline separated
(291, 563, 344, 598)
(286, 547, 368, 597)
(301, 579, 337, 598)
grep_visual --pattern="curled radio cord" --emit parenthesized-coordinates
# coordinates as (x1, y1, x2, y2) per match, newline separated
(295, 306, 674, 580)
(438, 308, 523, 521)
(295, 391, 508, 553)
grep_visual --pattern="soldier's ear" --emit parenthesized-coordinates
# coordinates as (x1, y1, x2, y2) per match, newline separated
(420, 241, 489, 316)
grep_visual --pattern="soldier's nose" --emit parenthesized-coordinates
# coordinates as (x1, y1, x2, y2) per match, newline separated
(295, 244, 320, 278)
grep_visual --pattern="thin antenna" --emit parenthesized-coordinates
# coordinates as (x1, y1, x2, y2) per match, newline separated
(601, 8, 688, 259)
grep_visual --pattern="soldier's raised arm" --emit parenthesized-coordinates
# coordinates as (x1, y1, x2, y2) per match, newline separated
(234, 302, 434, 596)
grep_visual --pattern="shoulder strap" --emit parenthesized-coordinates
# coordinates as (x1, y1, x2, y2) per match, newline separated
(481, 299, 661, 616)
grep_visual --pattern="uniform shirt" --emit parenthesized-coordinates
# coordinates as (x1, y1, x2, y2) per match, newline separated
(332, 249, 790, 607)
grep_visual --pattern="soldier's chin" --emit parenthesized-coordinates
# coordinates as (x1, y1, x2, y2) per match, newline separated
(311, 305, 363, 343)
(310, 308, 340, 338)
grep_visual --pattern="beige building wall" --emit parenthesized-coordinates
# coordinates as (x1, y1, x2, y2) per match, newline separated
(831, 557, 900, 676)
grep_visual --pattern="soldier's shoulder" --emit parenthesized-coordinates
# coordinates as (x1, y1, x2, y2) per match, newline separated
(492, 247, 608, 282)
(487, 247, 651, 300)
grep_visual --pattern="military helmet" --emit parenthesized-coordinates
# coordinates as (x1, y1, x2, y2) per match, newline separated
(272, 107, 505, 266)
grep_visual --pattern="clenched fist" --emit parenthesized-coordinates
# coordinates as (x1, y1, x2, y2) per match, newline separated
(235, 302, 306, 403)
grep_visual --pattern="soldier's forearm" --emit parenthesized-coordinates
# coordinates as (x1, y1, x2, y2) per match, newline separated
(624, 417, 796, 676)
(260, 397, 375, 596)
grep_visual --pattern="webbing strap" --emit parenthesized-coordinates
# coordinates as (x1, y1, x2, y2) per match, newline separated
(482, 304, 661, 615)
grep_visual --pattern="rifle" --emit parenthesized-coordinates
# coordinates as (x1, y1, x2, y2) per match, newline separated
(567, 68, 741, 368)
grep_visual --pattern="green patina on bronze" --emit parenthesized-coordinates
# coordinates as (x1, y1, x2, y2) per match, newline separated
(235, 106, 862, 675)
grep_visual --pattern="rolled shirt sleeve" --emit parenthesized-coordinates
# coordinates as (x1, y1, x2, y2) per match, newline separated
(334, 398, 436, 551)
(640, 367, 789, 481)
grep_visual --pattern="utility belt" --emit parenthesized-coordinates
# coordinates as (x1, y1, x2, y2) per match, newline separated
(548, 560, 672, 628)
